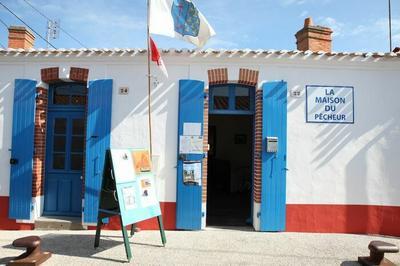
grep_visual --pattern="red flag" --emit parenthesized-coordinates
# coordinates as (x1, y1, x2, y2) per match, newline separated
(150, 37, 168, 78)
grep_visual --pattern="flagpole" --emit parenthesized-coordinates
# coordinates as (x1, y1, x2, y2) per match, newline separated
(388, 0, 392, 52)
(147, 0, 153, 158)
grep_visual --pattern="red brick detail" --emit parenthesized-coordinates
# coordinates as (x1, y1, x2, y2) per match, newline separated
(208, 68, 228, 85)
(41, 67, 60, 84)
(32, 87, 48, 197)
(295, 17, 332, 52)
(8, 26, 35, 49)
(70, 67, 89, 83)
(238, 68, 259, 86)
(202, 88, 209, 203)
(82, 95, 88, 197)
(253, 88, 263, 203)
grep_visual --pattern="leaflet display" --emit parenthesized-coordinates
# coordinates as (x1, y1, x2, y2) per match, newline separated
(94, 149, 166, 262)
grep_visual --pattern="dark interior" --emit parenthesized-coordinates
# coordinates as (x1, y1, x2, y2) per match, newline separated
(206, 115, 253, 226)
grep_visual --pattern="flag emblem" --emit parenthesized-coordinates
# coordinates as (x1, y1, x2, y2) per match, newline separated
(171, 0, 200, 37)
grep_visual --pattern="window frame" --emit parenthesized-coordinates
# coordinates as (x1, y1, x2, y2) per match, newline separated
(48, 82, 87, 110)
(209, 83, 255, 115)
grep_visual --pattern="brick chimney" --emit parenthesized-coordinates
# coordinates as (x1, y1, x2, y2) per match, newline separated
(8, 26, 35, 49)
(295, 17, 332, 52)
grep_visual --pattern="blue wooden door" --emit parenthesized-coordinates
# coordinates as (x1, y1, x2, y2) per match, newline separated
(260, 81, 287, 231)
(9, 79, 37, 220)
(83, 79, 113, 224)
(176, 79, 204, 230)
(44, 111, 85, 216)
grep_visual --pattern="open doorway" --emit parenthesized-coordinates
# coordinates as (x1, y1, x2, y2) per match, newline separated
(206, 114, 253, 226)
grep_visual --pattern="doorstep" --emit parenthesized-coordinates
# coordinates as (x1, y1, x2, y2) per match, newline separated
(34, 216, 85, 230)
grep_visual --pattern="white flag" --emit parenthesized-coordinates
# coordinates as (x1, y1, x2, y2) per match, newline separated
(149, 0, 216, 48)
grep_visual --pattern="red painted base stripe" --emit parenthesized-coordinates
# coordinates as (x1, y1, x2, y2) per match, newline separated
(88, 202, 176, 230)
(287, 204, 400, 236)
(0, 197, 34, 230)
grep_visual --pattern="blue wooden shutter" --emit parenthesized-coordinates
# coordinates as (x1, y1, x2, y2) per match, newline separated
(84, 79, 113, 223)
(260, 81, 287, 231)
(9, 79, 37, 219)
(176, 79, 204, 230)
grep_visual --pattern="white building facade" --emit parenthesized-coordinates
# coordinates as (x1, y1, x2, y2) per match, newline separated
(1, 23, 400, 235)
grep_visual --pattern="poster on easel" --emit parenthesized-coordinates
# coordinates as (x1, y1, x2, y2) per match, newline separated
(109, 149, 161, 225)
(95, 149, 166, 262)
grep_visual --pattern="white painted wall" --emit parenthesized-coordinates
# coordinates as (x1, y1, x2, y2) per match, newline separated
(0, 52, 399, 207)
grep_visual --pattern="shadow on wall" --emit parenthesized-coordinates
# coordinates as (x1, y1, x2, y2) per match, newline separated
(287, 81, 400, 235)
(309, 84, 399, 234)
(0, 82, 12, 194)
(108, 80, 177, 199)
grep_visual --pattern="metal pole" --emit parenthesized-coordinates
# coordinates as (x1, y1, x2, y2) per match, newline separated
(147, 0, 153, 157)
(389, 0, 392, 52)
(46, 20, 50, 49)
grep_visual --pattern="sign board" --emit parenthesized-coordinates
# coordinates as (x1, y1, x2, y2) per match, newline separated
(109, 149, 161, 226)
(306, 85, 354, 124)
(94, 149, 165, 262)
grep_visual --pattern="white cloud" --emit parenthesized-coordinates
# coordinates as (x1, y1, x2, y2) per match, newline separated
(316, 17, 344, 37)
(315, 16, 400, 45)
(280, 0, 330, 7)
(299, 10, 309, 18)
(206, 37, 238, 49)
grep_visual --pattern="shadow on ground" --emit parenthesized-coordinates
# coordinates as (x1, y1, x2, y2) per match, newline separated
(0, 233, 130, 264)
(340, 261, 360, 266)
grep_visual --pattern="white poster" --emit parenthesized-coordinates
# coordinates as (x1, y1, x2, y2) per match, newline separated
(122, 186, 137, 210)
(139, 177, 158, 207)
(110, 149, 135, 183)
(183, 162, 202, 185)
(179, 135, 203, 154)
(306, 85, 354, 123)
(183, 122, 202, 136)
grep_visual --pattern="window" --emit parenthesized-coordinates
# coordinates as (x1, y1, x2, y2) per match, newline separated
(210, 84, 254, 114)
(52, 83, 86, 106)
(213, 86, 229, 110)
(235, 86, 250, 110)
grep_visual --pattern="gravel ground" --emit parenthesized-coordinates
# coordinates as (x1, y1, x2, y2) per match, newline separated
(0, 227, 399, 265)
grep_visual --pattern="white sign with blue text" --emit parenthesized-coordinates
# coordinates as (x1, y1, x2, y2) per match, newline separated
(306, 85, 354, 124)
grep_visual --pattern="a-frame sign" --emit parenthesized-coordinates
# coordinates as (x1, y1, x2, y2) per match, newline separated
(94, 149, 166, 262)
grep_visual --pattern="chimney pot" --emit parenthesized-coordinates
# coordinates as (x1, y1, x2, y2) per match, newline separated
(295, 17, 332, 53)
(304, 17, 313, 27)
(8, 26, 35, 49)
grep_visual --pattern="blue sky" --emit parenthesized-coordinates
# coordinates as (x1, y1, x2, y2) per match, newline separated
(0, 0, 399, 52)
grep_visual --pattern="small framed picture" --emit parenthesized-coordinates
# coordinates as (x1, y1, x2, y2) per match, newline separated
(234, 134, 247, 144)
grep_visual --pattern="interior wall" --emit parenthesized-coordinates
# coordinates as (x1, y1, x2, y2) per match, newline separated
(209, 115, 253, 192)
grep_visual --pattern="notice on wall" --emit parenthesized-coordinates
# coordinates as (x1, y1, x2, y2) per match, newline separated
(183, 122, 202, 136)
(139, 177, 158, 207)
(179, 135, 203, 154)
(122, 186, 137, 210)
(110, 150, 136, 183)
(306, 85, 354, 124)
(183, 162, 202, 185)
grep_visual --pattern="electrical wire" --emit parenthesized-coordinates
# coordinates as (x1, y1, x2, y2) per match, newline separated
(0, 1, 57, 49)
(0, 17, 8, 29)
(22, 0, 88, 48)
